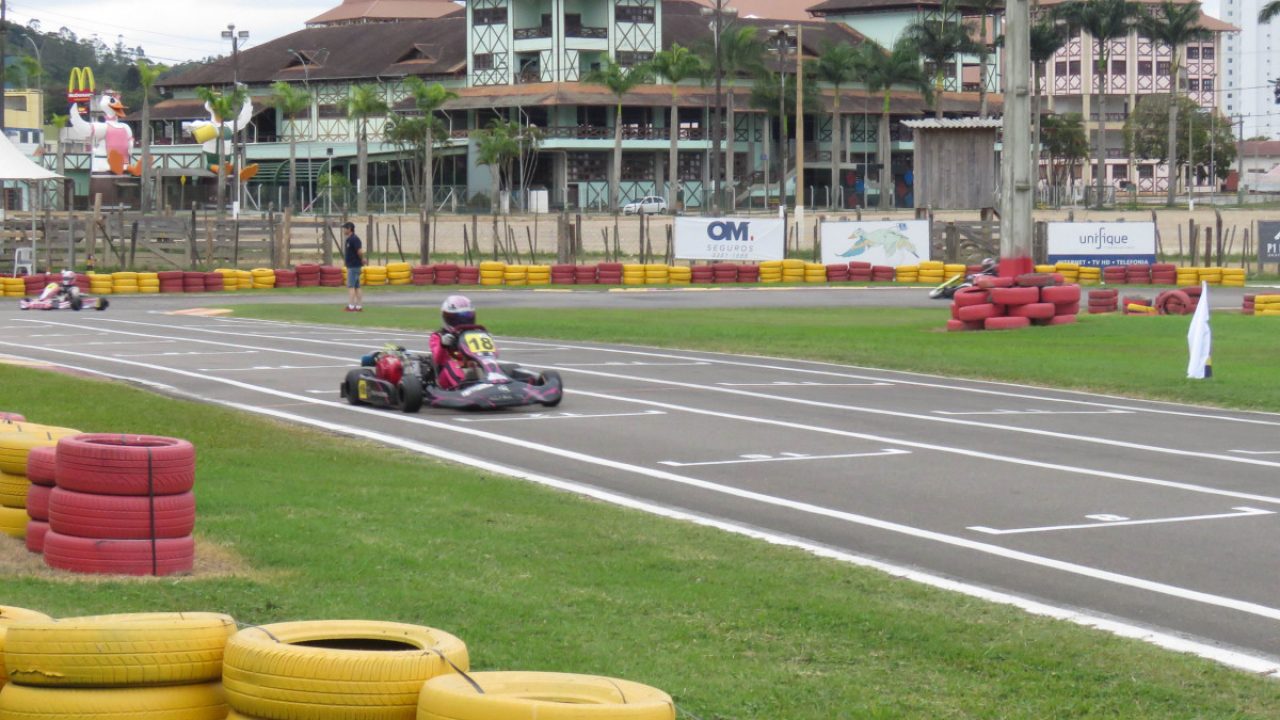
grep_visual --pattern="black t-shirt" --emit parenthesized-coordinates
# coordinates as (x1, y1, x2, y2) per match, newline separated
(344, 234, 363, 268)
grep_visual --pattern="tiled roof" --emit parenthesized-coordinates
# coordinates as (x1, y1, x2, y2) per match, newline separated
(806, 0, 994, 15)
(306, 0, 463, 26)
(664, 0, 867, 57)
(686, 0, 815, 21)
(1031, 0, 1237, 32)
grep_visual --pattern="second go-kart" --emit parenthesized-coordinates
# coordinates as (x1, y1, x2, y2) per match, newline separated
(340, 326, 563, 412)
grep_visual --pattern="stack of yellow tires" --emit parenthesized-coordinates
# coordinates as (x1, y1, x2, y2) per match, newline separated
(1, 277, 24, 297)
(417, 671, 675, 720)
(363, 265, 389, 286)
(1197, 267, 1223, 285)
(668, 265, 691, 285)
(803, 263, 826, 283)
(387, 262, 413, 286)
(214, 269, 239, 291)
(1076, 266, 1101, 285)
(1255, 295, 1280, 316)
(916, 261, 945, 285)
(643, 264, 669, 285)
(236, 270, 253, 290)
(110, 272, 139, 295)
(0, 611, 235, 719)
(0, 424, 80, 541)
(1175, 266, 1199, 285)
(895, 265, 919, 283)
(504, 265, 529, 287)
(1054, 262, 1080, 283)
(780, 259, 805, 283)
(1221, 267, 1245, 287)
(526, 265, 551, 286)
(622, 264, 646, 286)
(944, 263, 966, 281)
(250, 269, 276, 290)
(759, 260, 783, 283)
(86, 274, 112, 296)
(478, 262, 505, 286)
(136, 272, 160, 294)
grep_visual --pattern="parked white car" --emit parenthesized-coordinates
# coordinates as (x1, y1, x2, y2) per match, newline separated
(622, 196, 668, 215)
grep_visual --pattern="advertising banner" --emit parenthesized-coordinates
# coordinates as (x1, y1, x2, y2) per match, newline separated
(1257, 221, 1280, 264)
(819, 220, 929, 267)
(1046, 222, 1157, 266)
(674, 217, 785, 261)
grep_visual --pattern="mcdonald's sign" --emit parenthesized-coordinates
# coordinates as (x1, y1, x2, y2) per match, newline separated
(67, 67, 95, 106)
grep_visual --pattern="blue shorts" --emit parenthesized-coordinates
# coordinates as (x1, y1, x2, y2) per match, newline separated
(346, 267, 361, 288)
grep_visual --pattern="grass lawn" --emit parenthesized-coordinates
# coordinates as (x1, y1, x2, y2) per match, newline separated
(231, 302, 1280, 413)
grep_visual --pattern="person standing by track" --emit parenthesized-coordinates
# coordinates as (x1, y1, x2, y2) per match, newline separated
(343, 221, 365, 312)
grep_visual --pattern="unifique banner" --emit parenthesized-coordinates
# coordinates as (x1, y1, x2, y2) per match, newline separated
(819, 220, 930, 266)
(1257, 221, 1280, 263)
(674, 217, 785, 261)
(1046, 222, 1157, 266)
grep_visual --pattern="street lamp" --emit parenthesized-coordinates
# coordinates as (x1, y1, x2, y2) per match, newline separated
(288, 48, 319, 210)
(772, 27, 792, 218)
(222, 24, 249, 212)
(701, 1, 737, 214)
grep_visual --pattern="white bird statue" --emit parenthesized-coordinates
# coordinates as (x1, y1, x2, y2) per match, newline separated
(66, 91, 141, 176)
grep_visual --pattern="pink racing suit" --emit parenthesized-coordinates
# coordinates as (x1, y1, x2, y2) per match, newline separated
(429, 328, 471, 390)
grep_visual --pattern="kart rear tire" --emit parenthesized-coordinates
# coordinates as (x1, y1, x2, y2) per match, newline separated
(399, 376, 424, 414)
(344, 369, 368, 406)
(538, 371, 563, 408)
(69, 296, 83, 311)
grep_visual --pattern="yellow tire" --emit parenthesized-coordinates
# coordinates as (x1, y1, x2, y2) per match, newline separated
(223, 620, 468, 720)
(0, 427, 80, 475)
(0, 682, 227, 719)
(1, 606, 53, 690)
(417, 671, 675, 720)
(2, 612, 236, 687)
(0, 506, 27, 537)
(0, 471, 29, 508)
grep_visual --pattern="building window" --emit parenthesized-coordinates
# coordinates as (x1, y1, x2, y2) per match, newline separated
(474, 53, 494, 70)
(1111, 59, 1126, 75)
(615, 4, 655, 23)
(616, 51, 653, 67)
(1138, 164, 1154, 179)
(1069, 60, 1081, 75)
(1055, 60, 1067, 75)
(4, 96, 27, 111)
(1187, 79, 1200, 91)
(1202, 78, 1214, 91)
(567, 152, 605, 181)
(1202, 45, 1214, 59)
(1157, 60, 1171, 76)
(1138, 60, 1152, 75)
(1186, 46, 1199, 60)
(473, 7, 507, 25)
(621, 153, 654, 181)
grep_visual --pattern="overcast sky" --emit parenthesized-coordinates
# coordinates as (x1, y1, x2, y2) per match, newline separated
(7, 0, 337, 65)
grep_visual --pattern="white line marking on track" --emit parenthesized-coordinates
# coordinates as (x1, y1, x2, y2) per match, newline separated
(115, 350, 258, 358)
(199, 364, 352, 372)
(659, 448, 910, 467)
(454, 410, 666, 423)
(1231, 450, 1280, 455)
(717, 381, 893, 387)
(553, 361, 711, 367)
(5, 327, 1280, 674)
(935, 409, 1135, 416)
(968, 507, 1275, 535)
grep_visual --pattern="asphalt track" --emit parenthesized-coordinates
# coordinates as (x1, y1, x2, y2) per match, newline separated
(2, 285, 1279, 675)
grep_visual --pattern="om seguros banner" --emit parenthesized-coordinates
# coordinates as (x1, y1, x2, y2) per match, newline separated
(674, 217, 785, 261)
(819, 220, 930, 267)
(1047, 222, 1156, 266)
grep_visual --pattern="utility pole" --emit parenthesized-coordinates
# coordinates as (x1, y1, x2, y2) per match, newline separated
(1236, 114, 1245, 204)
(795, 24, 805, 243)
(701, 1, 737, 214)
(999, 0, 1033, 267)
(222, 24, 249, 214)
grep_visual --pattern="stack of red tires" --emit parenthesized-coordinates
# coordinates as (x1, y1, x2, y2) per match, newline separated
(712, 263, 739, 283)
(550, 264, 577, 284)
(1087, 289, 1119, 313)
(273, 269, 298, 288)
(871, 265, 896, 282)
(295, 264, 322, 287)
(203, 272, 225, 291)
(574, 264, 598, 284)
(183, 271, 207, 293)
(411, 265, 434, 285)
(825, 264, 850, 282)
(22, 446, 56, 552)
(1102, 265, 1128, 285)
(157, 271, 185, 293)
(947, 274, 1081, 331)
(434, 263, 459, 285)
(319, 265, 344, 287)
(596, 263, 623, 284)
(43, 434, 197, 576)
(847, 262, 873, 282)
(736, 264, 759, 283)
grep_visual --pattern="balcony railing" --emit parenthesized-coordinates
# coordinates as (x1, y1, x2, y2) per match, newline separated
(528, 125, 708, 141)
(513, 27, 551, 40)
(566, 25, 608, 39)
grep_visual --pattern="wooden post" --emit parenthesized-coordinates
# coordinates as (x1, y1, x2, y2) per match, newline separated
(129, 221, 139, 269)
(89, 194, 101, 267)
(1203, 226, 1212, 266)
(1188, 219, 1197, 266)
(945, 222, 959, 263)
(188, 204, 197, 268)
(1214, 209, 1224, 266)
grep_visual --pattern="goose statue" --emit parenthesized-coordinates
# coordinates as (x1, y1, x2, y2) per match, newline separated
(67, 92, 143, 176)
(182, 96, 259, 182)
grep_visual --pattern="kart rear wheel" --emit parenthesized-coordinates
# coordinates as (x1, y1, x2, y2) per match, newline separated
(538, 371, 563, 408)
(69, 296, 83, 311)
(399, 375, 424, 413)
(344, 369, 369, 406)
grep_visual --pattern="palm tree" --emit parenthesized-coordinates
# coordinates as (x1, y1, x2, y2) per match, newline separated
(1030, 19, 1068, 191)
(811, 40, 864, 209)
(1261, 1, 1280, 22)
(340, 84, 390, 214)
(965, 0, 1001, 117)
(583, 58, 653, 211)
(269, 81, 312, 214)
(859, 39, 931, 209)
(474, 118, 541, 213)
(700, 26, 767, 211)
(194, 85, 248, 223)
(401, 77, 457, 217)
(905, 1, 976, 119)
(136, 59, 164, 213)
(650, 45, 705, 212)
(1138, 0, 1209, 206)
(1053, 0, 1140, 209)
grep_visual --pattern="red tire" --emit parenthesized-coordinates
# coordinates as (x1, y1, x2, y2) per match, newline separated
(25, 446, 56, 486)
(1046, 314, 1078, 326)
(976, 276, 1015, 289)
(1053, 302, 1081, 316)
(1007, 302, 1056, 320)
(26, 483, 50, 521)
(1041, 285, 1081, 304)
(25, 520, 47, 553)
(957, 303, 1002, 322)
(48, 488, 195, 539)
(1158, 290, 1193, 315)
(41, 531, 194, 576)
(55, 435, 194, 496)
(953, 288, 990, 307)
(1, 412, 25, 422)
(1088, 289, 1119, 300)
(945, 319, 984, 331)
(990, 286, 1040, 305)
(1014, 273, 1054, 287)
(984, 316, 1031, 330)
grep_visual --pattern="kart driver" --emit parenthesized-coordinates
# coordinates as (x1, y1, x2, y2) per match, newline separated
(429, 295, 478, 390)
(37, 270, 82, 304)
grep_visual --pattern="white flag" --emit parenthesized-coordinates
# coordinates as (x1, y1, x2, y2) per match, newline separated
(1186, 281, 1212, 379)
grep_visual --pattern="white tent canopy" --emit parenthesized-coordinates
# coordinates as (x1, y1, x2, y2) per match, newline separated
(0, 132, 60, 181)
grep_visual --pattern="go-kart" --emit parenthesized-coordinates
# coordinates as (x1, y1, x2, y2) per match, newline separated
(19, 289, 109, 311)
(340, 326, 563, 412)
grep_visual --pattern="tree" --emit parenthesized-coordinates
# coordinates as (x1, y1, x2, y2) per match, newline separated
(194, 85, 248, 223)
(582, 58, 653, 211)
(474, 118, 541, 214)
(1053, 0, 1140, 208)
(1260, 1, 1280, 22)
(750, 65, 819, 210)
(966, 0, 1002, 117)
(1137, 0, 1209, 206)
(1124, 95, 1235, 189)
(696, 26, 767, 211)
(269, 81, 312, 213)
(811, 40, 864, 209)
(1041, 113, 1089, 197)
(340, 84, 390, 215)
(1030, 19, 1068, 185)
(135, 58, 164, 213)
(905, 1, 976, 119)
(858, 38, 931, 209)
(650, 44, 706, 212)
(401, 78, 457, 217)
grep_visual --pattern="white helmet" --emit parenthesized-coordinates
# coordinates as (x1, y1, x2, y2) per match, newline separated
(441, 295, 475, 330)
(61, 270, 76, 284)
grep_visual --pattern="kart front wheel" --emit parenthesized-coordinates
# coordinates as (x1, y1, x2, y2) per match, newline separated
(399, 375, 424, 413)
(344, 369, 369, 406)
(538, 370, 563, 408)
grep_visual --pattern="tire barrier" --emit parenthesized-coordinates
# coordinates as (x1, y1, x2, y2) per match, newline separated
(0, 681, 229, 719)
(223, 619, 469, 720)
(417, 671, 676, 720)
(1155, 289, 1195, 315)
(1122, 296, 1155, 315)
(0, 606, 53, 690)
(0, 505, 27, 537)
(24, 519, 48, 552)
(0, 470, 29, 508)
(1, 412, 25, 423)
(54, 434, 195, 496)
(411, 265, 435, 286)
(434, 263, 459, 285)
(947, 275, 1081, 332)
(1251, 294, 1280, 317)
(48, 488, 196, 539)
(2, 612, 236, 687)
(42, 532, 195, 575)
(0, 425, 81, 477)
(25, 483, 50, 521)
(1087, 289, 1119, 314)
